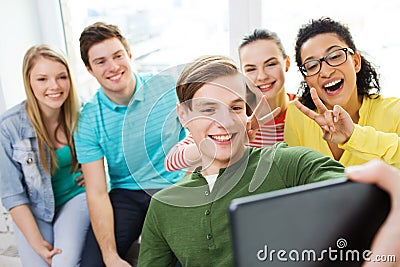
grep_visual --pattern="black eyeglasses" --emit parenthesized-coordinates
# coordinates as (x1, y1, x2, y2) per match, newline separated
(299, 48, 355, 77)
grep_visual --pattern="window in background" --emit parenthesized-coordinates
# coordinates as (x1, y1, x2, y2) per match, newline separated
(61, 0, 229, 101)
(260, 0, 400, 97)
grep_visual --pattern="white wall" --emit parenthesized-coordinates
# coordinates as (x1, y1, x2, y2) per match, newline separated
(228, 0, 261, 62)
(0, 0, 65, 113)
(0, 0, 39, 111)
(0, 76, 5, 114)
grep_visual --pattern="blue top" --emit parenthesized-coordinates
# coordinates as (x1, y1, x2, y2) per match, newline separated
(74, 72, 186, 190)
(0, 102, 54, 222)
(52, 145, 85, 208)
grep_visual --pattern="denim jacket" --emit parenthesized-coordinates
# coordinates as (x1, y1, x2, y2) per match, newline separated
(0, 102, 55, 222)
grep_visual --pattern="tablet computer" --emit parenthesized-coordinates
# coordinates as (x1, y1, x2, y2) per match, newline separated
(229, 178, 390, 267)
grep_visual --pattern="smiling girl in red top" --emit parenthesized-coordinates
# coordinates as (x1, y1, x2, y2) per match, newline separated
(165, 29, 296, 171)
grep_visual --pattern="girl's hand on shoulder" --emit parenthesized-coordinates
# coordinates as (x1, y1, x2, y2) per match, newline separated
(294, 88, 354, 144)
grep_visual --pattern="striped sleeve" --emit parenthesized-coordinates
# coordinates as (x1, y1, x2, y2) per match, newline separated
(247, 121, 285, 148)
(164, 135, 195, 172)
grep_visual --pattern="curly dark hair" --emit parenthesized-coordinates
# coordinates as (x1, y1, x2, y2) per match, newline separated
(295, 17, 380, 109)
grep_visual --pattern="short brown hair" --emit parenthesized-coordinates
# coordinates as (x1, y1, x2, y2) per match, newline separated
(176, 55, 239, 109)
(79, 22, 130, 69)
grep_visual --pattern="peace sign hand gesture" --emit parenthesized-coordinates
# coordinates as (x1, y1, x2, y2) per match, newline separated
(294, 88, 354, 144)
(247, 95, 281, 142)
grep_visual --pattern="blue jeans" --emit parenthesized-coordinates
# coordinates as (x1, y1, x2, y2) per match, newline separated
(13, 192, 90, 267)
(80, 189, 156, 266)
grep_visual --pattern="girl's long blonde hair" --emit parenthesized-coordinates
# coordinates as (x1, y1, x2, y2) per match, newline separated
(23, 44, 80, 174)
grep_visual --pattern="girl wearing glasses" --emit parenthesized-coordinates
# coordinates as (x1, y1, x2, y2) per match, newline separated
(284, 17, 400, 168)
(164, 29, 292, 171)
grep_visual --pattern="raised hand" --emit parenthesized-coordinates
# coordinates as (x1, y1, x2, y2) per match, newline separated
(294, 88, 354, 144)
(247, 95, 281, 142)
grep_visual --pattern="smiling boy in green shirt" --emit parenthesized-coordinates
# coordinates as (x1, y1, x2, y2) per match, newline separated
(138, 55, 344, 267)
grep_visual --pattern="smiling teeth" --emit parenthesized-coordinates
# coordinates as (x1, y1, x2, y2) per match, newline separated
(324, 80, 341, 88)
(211, 134, 232, 141)
(109, 73, 122, 81)
(47, 93, 61, 98)
(259, 84, 271, 89)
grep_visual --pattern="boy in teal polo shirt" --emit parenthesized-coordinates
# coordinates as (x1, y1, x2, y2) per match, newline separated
(74, 22, 185, 266)
(137, 55, 345, 266)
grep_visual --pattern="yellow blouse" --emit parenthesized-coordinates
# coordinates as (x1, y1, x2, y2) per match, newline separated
(284, 95, 400, 168)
